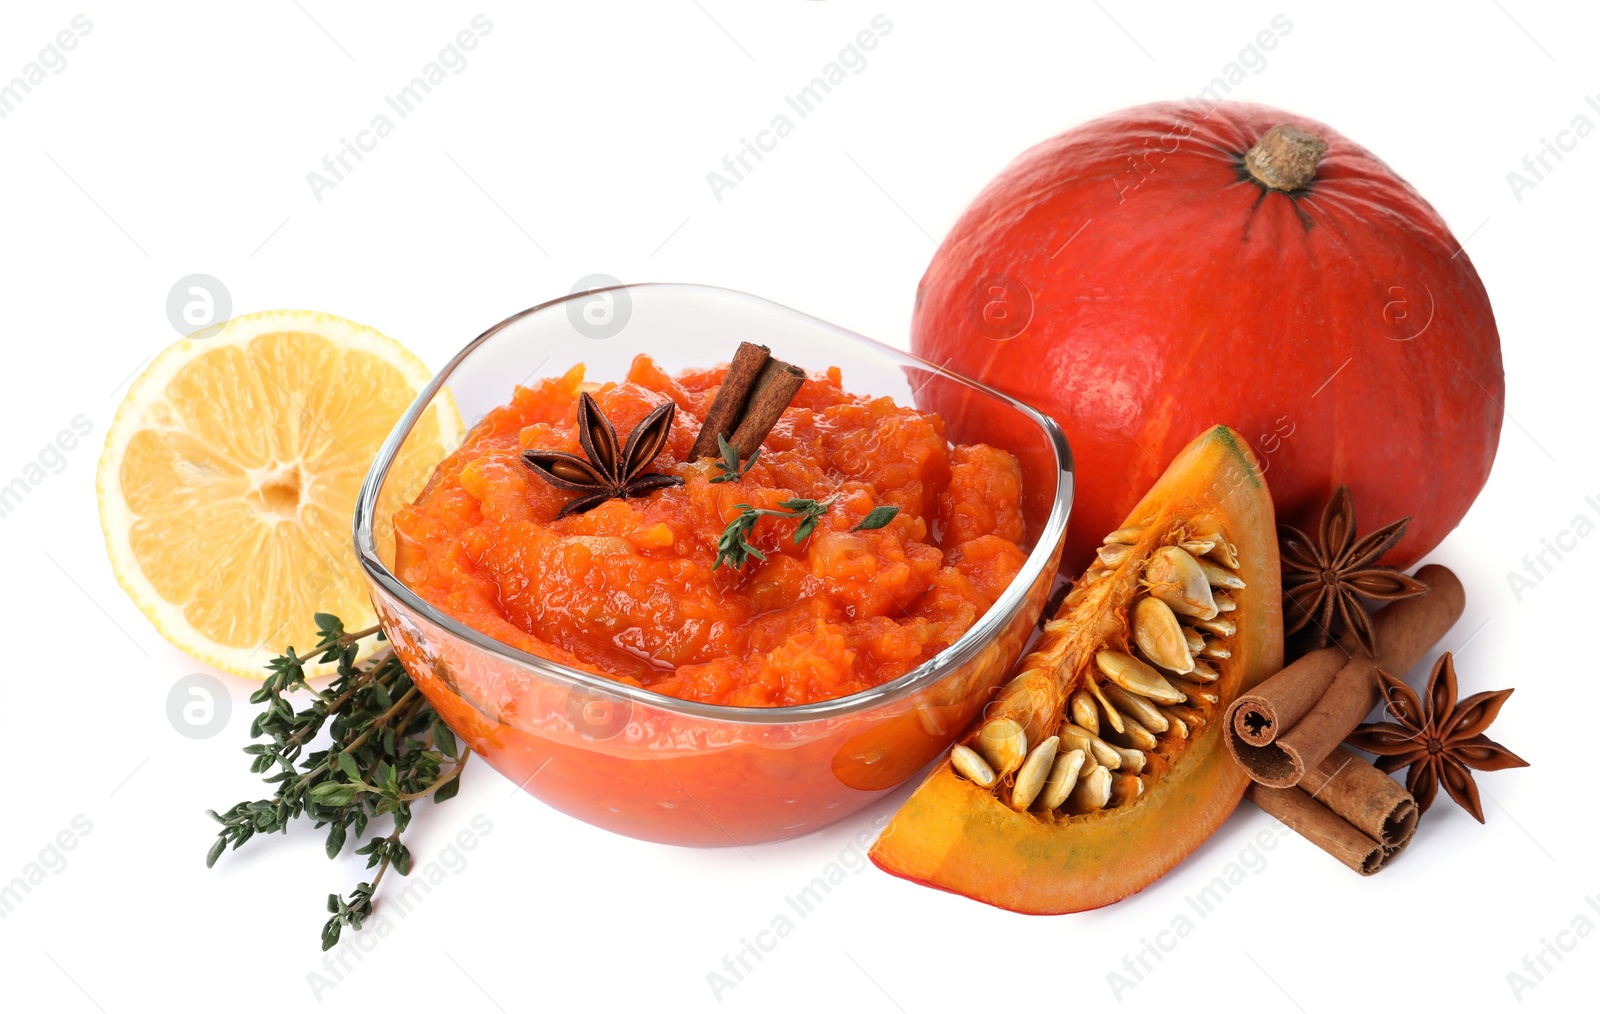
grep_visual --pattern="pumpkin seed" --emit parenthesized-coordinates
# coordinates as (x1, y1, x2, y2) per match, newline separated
(1143, 546, 1219, 619)
(1097, 543, 1135, 567)
(1100, 682, 1170, 733)
(1059, 724, 1123, 770)
(1105, 526, 1145, 545)
(1067, 765, 1112, 812)
(976, 718, 1027, 775)
(1096, 650, 1186, 705)
(1182, 628, 1206, 653)
(1010, 736, 1059, 811)
(1187, 659, 1220, 682)
(1179, 538, 1216, 556)
(1193, 617, 1236, 637)
(1069, 688, 1100, 736)
(1158, 707, 1189, 739)
(1112, 716, 1158, 752)
(1110, 744, 1147, 774)
(1173, 682, 1220, 705)
(1199, 639, 1231, 660)
(1132, 596, 1194, 674)
(1039, 749, 1086, 810)
(950, 744, 996, 788)
(1109, 772, 1145, 806)
(1212, 592, 1238, 613)
(1207, 539, 1240, 570)
(1166, 703, 1206, 728)
(1197, 557, 1245, 589)
(1083, 675, 1126, 734)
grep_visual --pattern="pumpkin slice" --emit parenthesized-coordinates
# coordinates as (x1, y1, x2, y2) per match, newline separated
(870, 426, 1282, 912)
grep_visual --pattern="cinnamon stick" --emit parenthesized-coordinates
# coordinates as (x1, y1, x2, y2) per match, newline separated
(1298, 746, 1418, 851)
(1227, 564, 1465, 788)
(689, 341, 770, 460)
(1230, 646, 1346, 747)
(725, 359, 806, 459)
(1246, 783, 1389, 876)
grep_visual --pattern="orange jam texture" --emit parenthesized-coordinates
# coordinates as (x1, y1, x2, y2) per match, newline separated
(393, 356, 1028, 707)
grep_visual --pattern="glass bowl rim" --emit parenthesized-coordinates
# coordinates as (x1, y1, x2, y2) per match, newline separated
(353, 282, 1073, 727)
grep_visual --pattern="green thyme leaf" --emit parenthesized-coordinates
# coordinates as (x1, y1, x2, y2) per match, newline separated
(709, 433, 760, 484)
(336, 752, 361, 780)
(431, 719, 459, 760)
(309, 781, 364, 807)
(433, 774, 463, 803)
(852, 505, 900, 531)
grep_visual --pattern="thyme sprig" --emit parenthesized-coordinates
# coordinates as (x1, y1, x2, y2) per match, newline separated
(713, 495, 900, 570)
(206, 613, 469, 950)
(708, 432, 760, 484)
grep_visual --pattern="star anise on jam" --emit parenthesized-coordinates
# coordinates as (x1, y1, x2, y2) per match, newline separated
(1345, 652, 1527, 822)
(521, 392, 683, 517)
(1280, 485, 1428, 658)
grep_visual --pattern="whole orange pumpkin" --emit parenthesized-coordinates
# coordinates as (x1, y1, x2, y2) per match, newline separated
(912, 101, 1503, 572)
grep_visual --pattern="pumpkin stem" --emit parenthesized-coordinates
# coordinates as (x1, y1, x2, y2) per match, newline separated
(1244, 124, 1327, 192)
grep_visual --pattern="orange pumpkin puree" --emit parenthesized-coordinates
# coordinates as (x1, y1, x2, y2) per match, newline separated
(393, 355, 1027, 707)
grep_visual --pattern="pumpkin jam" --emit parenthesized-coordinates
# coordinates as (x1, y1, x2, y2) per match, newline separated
(392, 355, 1028, 707)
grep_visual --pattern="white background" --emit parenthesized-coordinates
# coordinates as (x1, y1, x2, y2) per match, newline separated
(1, 2, 1594, 1011)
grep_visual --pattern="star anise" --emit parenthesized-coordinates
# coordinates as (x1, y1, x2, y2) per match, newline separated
(521, 392, 683, 517)
(1280, 485, 1428, 657)
(1346, 653, 1527, 822)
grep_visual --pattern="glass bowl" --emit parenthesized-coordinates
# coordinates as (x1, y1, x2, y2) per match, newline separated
(353, 283, 1073, 846)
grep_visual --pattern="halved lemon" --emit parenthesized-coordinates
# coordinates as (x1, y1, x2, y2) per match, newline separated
(98, 310, 462, 679)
